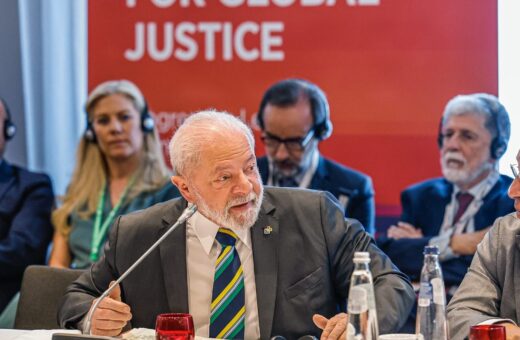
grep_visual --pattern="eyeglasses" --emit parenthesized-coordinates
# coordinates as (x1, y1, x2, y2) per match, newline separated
(261, 129, 315, 153)
(511, 163, 519, 180)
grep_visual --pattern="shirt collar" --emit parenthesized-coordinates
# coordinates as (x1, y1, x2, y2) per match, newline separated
(187, 211, 252, 255)
(453, 169, 500, 200)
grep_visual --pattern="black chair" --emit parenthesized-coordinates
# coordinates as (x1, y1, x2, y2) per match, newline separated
(14, 265, 84, 329)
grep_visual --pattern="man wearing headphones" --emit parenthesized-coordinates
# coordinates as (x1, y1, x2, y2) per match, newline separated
(377, 93, 514, 297)
(0, 97, 54, 320)
(256, 78, 375, 234)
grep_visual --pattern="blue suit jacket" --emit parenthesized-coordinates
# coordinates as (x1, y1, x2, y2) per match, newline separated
(376, 175, 514, 286)
(0, 160, 54, 312)
(257, 155, 375, 234)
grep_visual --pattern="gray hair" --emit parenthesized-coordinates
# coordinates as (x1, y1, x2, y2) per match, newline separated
(86, 79, 145, 117)
(169, 110, 255, 176)
(442, 93, 511, 144)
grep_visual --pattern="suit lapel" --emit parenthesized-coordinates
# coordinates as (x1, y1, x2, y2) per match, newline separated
(514, 235, 520, 321)
(159, 201, 189, 313)
(310, 157, 356, 203)
(251, 199, 278, 340)
(0, 161, 15, 203)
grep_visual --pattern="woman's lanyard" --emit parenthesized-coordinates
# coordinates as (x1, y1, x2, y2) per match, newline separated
(89, 178, 135, 261)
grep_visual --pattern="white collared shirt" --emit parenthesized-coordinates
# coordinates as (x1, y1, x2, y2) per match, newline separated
(185, 211, 260, 339)
(430, 170, 500, 261)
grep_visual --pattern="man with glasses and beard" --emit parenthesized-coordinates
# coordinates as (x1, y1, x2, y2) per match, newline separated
(377, 93, 514, 298)
(58, 110, 414, 339)
(256, 78, 375, 234)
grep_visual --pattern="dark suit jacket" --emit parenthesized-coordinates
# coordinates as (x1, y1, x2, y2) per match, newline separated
(58, 188, 414, 339)
(0, 160, 54, 312)
(376, 175, 514, 286)
(258, 156, 375, 234)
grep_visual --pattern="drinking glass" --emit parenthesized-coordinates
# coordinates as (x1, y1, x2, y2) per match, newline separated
(469, 324, 506, 340)
(155, 313, 195, 340)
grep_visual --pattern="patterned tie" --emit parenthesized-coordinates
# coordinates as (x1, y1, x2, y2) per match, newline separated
(452, 192, 474, 224)
(209, 228, 245, 339)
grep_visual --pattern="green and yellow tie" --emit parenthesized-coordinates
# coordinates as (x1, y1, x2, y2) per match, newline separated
(209, 228, 245, 339)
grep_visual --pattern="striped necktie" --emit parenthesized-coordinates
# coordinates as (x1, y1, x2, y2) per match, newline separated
(209, 228, 245, 339)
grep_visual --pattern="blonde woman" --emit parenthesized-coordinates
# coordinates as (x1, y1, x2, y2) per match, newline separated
(49, 80, 178, 269)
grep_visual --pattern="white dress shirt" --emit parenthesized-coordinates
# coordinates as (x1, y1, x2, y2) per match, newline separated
(429, 170, 499, 262)
(185, 211, 260, 339)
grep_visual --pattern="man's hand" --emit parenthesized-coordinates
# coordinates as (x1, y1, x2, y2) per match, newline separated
(450, 227, 490, 255)
(498, 322, 520, 340)
(312, 313, 348, 340)
(387, 222, 423, 239)
(89, 282, 132, 336)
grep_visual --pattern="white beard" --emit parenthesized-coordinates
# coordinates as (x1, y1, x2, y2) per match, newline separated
(441, 151, 492, 186)
(192, 186, 264, 231)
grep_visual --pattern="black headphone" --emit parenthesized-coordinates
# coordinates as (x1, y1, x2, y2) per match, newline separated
(257, 79, 333, 141)
(437, 94, 510, 160)
(84, 99, 155, 143)
(1, 97, 17, 141)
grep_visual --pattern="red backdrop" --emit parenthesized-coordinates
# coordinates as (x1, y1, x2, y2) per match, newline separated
(88, 0, 498, 221)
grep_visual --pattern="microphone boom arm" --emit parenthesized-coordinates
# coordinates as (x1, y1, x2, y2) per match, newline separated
(83, 203, 198, 335)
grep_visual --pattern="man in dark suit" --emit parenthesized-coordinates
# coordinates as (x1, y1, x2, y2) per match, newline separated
(377, 93, 514, 289)
(58, 110, 414, 339)
(0, 97, 54, 314)
(256, 79, 375, 234)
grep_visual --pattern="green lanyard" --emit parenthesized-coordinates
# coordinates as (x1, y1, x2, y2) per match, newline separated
(89, 178, 135, 261)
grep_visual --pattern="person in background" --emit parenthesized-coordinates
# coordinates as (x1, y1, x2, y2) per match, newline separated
(377, 93, 514, 293)
(0, 97, 54, 324)
(49, 79, 179, 269)
(256, 78, 375, 233)
(447, 149, 520, 340)
(58, 110, 414, 339)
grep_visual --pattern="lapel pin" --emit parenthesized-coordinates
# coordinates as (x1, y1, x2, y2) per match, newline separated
(263, 226, 273, 235)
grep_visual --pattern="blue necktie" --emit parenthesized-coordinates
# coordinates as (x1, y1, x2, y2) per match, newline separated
(209, 228, 245, 339)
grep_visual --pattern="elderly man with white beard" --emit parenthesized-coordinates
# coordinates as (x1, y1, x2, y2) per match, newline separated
(58, 110, 415, 339)
(377, 93, 514, 301)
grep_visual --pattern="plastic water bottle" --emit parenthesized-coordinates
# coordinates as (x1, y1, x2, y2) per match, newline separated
(416, 245, 448, 340)
(347, 252, 379, 340)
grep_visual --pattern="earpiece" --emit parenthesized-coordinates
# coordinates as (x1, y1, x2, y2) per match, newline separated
(257, 79, 333, 141)
(84, 99, 154, 143)
(1, 98, 17, 141)
(437, 94, 509, 160)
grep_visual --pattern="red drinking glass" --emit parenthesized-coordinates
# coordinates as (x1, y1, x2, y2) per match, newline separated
(469, 324, 506, 340)
(155, 313, 195, 340)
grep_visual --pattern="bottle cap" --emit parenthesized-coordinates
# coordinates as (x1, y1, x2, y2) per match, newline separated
(353, 251, 370, 263)
(423, 245, 440, 255)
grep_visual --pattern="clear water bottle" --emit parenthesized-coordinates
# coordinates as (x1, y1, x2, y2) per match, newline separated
(347, 252, 379, 340)
(416, 245, 448, 340)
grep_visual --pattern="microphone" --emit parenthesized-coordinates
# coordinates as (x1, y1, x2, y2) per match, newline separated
(52, 203, 198, 340)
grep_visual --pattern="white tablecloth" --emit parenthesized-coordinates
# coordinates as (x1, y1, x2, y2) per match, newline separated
(0, 329, 81, 340)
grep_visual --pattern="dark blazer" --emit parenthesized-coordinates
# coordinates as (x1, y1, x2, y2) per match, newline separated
(59, 188, 414, 339)
(257, 156, 375, 234)
(0, 160, 54, 312)
(376, 175, 514, 286)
